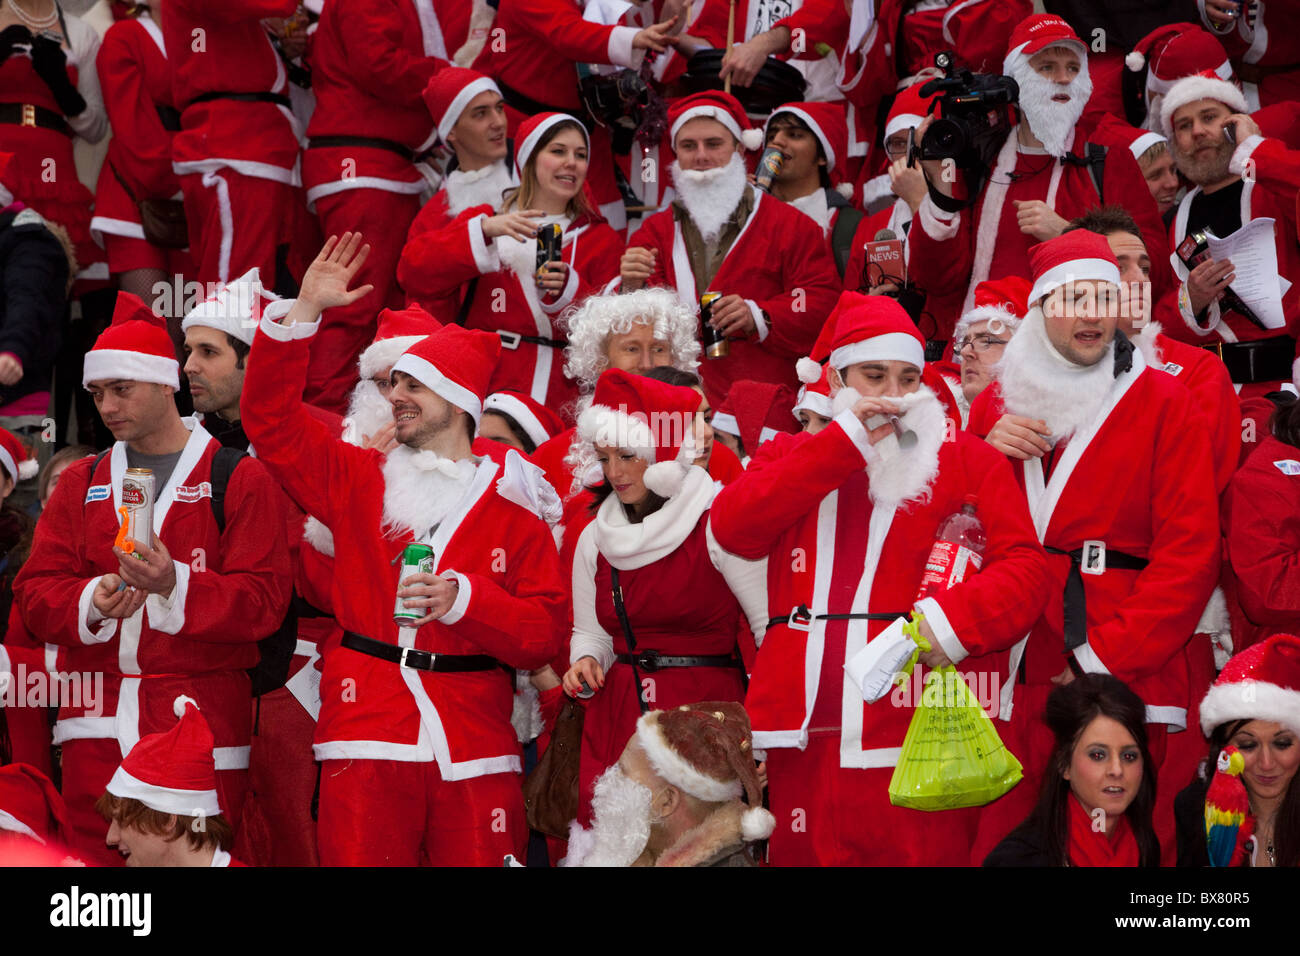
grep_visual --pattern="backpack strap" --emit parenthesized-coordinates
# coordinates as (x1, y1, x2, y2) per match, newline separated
(207, 445, 249, 533)
(1085, 142, 1107, 203)
(831, 206, 866, 281)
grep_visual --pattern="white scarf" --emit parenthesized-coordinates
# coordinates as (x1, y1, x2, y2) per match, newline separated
(444, 160, 516, 218)
(593, 465, 714, 570)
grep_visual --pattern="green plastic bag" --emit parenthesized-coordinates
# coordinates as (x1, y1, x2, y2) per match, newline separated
(887, 665, 1023, 811)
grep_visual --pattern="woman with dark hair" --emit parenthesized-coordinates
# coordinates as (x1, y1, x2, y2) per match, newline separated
(1223, 397, 1300, 652)
(1176, 633, 1300, 867)
(985, 674, 1160, 867)
(397, 113, 621, 418)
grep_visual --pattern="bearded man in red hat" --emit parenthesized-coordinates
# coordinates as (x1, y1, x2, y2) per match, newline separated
(241, 233, 566, 866)
(15, 292, 292, 866)
(709, 293, 1050, 865)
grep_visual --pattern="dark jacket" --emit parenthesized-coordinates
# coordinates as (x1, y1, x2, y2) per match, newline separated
(1176, 775, 1214, 868)
(984, 822, 1061, 867)
(0, 206, 68, 407)
(1043, 0, 1201, 50)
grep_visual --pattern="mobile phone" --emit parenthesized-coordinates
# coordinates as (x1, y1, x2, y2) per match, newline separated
(1223, 120, 1238, 144)
(905, 126, 917, 168)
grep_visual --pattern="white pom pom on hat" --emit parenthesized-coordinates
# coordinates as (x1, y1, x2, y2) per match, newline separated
(796, 356, 823, 385)
(173, 695, 198, 719)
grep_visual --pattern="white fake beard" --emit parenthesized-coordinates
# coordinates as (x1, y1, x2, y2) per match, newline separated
(344, 378, 395, 447)
(830, 385, 948, 507)
(380, 445, 478, 540)
(570, 765, 654, 868)
(1012, 62, 1091, 158)
(670, 153, 748, 243)
(995, 307, 1115, 443)
(444, 160, 516, 218)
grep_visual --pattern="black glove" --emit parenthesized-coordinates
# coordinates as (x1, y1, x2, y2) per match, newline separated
(30, 35, 87, 117)
(0, 24, 33, 65)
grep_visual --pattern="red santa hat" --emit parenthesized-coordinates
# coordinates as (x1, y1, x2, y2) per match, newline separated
(818, 295, 927, 376)
(634, 701, 775, 841)
(1158, 71, 1249, 139)
(83, 292, 179, 390)
(105, 696, 222, 817)
(0, 426, 37, 485)
(883, 82, 938, 143)
(1200, 634, 1300, 736)
(1002, 13, 1088, 78)
(765, 101, 849, 177)
(717, 380, 799, 454)
(515, 112, 590, 180)
(180, 267, 279, 347)
(423, 67, 502, 145)
(668, 91, 765, 152)
(0, 763, 68, 845)
(792, 365, 833, 421)
(952, 275, 1032, 349)
(1027, 231, 1121, 305)
(391, 324, 500, 426)
(1126, 23, 1233, 96)
(358, 305, 441, 381)
(482, 390, 565, 448)
(576, 368, 703, 498)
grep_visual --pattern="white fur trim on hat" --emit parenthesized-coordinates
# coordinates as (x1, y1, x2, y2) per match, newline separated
(952, 305, 1022, 350)
(390, 352, 484, 424)
(1200, 680, 1300, 737)
(792, 387, 832, 420)
(484, 392, 551, 448)
(768, 107, 836, 171)
(0, 447, 17, 486)
(180, 267, 272, 347)
(437, 76, 500, 143)
(796, 356, 823, 384)
(105, 766, 222, 818)
(635, 712, 744, 803)
(671, 105, 751, 149)
(1127, 130, 1167, 160)
(358, 334, 426, 381)
(884, 112, 925, 141)
(710, 412, 739, 437)
(0, 808, 43, 844)
(517, 114, 589, 176)
(1147, 58, 1233, 97)
(829, 333, 925, 371)
(575, 402, 656, 462)
(1158, 75, 1248, 138)
(1029, 258, 1121, 305)
(82, 349, 180, 390)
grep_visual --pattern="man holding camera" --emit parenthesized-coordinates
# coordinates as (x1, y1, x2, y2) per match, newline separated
(907, 14, 1172, 329)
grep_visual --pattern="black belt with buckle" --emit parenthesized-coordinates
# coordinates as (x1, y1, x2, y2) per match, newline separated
(615, 650, 742, 672)
(497, 330, 569, 350)
(187, 90, 293, 109)
(0, 102, 72, 136)
(307, 134, 418, 162)
(342, 631, 511, 676)
(768, 604, 907, 632)
(1201, 335, 1295, 384)
(1044, 543, 1148, 652)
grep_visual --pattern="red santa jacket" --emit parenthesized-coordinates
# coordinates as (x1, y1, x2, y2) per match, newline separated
(242, 313, 566, 776)
(1222, 433, 1300, 653)
(710, 407, 1050, 761)
(398, 206, 622, 416)
(302, 0, 453, 211)
(1203, 2, 1300, 108)
(624, 188, 841, 408)
(166, 0, 302, 184)
(91, 14, 182, 246)
(14, 420, 292, 765)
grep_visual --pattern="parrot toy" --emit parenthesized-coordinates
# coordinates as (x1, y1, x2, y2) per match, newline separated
(1205, 745, 1255, 867)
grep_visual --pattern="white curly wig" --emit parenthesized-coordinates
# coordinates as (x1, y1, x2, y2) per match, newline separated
(562, 288, 701, 391)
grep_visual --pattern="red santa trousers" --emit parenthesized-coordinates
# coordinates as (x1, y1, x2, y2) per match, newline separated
(303, 188, 420, 414)
(765, 730, 984, 866)
(61, 737, 248, 868)
(316, 757, 525, 866)
(179, 169, 296, 287)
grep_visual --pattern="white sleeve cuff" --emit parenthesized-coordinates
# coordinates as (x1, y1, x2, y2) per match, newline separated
(606, 25, 645, 69)
(1177, 281, 1222, 336)
(78, 576, 119, 645)
(540, 262, 581, 314)
(917, 194, 960, 240)
(745, 299, 769, 342)
(1073, 640, 1111, 676)
(833, 408, 876, 463)
(1229, 134, 1266, 177)
(436, 570, 472, 624)
(914, 596, 969, 665)
(470, 214, 501, 274)
(570, 633, 616, 675)
(145, 561, 190, 635)
(258, 302, 321, 341)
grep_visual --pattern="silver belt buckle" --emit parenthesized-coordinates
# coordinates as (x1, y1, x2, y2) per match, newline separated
(399, 646, 434, 669)
(497, 330, 522, 350)
(1080, 540, 1106, 575)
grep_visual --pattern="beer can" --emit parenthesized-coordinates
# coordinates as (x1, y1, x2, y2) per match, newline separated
(700, 291, 729, 359)
(393, 543, 436, 626)
(535, 222, 563, 276)
(755, 146, 784, 191)
(120, 468, 154, 558)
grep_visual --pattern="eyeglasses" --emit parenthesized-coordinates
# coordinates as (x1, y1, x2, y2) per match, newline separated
(956, 334, 1008, 354)
(884, 136, 910, 160)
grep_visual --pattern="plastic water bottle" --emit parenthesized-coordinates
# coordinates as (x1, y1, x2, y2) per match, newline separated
(914, 494, 986, 600)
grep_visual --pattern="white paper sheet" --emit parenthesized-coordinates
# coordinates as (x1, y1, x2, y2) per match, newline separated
(1206, 217, 1288, 330)
(844, 616, 918, 703)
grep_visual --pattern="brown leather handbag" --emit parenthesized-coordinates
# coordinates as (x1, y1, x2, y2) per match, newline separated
(522, 695, 585, 839)
(111, 163, 190, 249)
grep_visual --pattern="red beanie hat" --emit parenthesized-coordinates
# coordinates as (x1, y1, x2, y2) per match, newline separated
(391, 323, 501, 425)
(1028, 230, 1121, 305)
(423, 67, 501, 144)
(0, 426, 36, 485)
(515, 112, 589, 179)
(0, 763, 68, 845)
(669, 91, 765, 152)
(1003, 13, 1086, 77)
(84, 292, 179, 389)
(765, 101, 849, 175)
(483, 390, 565, 448)
(576, 368, 704, 498)
(1200, 634, 1300, 736)
(106, 696, 222, 817)
(358, 304, 442, 380)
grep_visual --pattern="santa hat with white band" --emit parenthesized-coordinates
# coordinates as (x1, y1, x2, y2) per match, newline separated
(105, 696, 222, 818)
(483, 390, 564, 448)
(1126, 23, 1234, 97)
(668, 91, 765, 152)
(953, 275, 1032, 351)
(765, 101, 849, 175)
(0, 427, 36, 485)
(358, 305, 441, 381)
(1200, 633, 1300, 737)
(181, 267, 279, 347)
(1027, 230, 1121, 306)
(391, 324, 501, 426)
(83, 292, 180, 390)
(792, 365, 833, 421)
(423, 67, 501, 145)
(515, 112, 589, 179)
(1158, 70, 1249, 139)
(0, 763, 68, 845)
